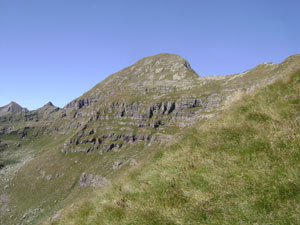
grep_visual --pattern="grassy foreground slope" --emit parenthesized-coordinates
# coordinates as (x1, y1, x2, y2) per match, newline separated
(48, 69, 300, 225)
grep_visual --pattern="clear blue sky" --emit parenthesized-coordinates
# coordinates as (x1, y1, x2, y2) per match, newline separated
(0, 0, 299, 110)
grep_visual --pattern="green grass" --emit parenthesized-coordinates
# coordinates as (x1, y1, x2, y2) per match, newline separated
(48, 70, 300, 225)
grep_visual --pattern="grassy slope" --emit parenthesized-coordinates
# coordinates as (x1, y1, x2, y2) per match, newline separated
(2, 134, 162, 225)
(49, 70, 300, 225)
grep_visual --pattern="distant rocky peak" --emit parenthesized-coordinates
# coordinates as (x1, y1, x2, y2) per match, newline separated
(0, 101, 24, 117)
(37, 101, 59, 113)
(119, 53, 198, 85)
(133, 53, 192, 73)
(137, 53, 187, 65)
(8, 101, 22, 108)
(9, 101, 18, 105)
(64, 53, 200, 112)
(44, 101, 54, 107)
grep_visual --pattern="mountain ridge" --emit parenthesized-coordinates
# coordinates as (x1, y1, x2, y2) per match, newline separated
(2, 53, 299, 111)
(1, 52, 300, 225)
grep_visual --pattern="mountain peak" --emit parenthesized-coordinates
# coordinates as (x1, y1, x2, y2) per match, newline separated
(44, 101, 54, 107)
(97, 53, 198, 91)
(137, 53, 185, 62)
(9, 101, 19, 106)
(0, 101, 24, 117)
(135, 53, 191, 70)
(65, 53, 199, 111)
(37, 101, 59, 112)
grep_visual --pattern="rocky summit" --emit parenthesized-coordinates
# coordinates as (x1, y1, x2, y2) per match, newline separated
(0, 53, 300, 225)
(0, 101, 27, 117)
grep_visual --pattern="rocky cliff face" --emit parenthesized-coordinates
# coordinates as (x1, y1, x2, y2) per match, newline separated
(2, 54, 300, 155)
(53, 53, 300, 155)
(1, 53, 300, 225)
(1, 53, 300, 154)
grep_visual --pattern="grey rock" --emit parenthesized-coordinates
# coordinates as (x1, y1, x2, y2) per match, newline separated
(79, 173, 110, 187)
(129, 159, 138, 166)
(113, 161, 124, 170)
(45, 175, 52, 181)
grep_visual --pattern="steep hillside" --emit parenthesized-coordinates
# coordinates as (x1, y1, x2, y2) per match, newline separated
(0, 53, 300, 224)
(48, 69, 300, 225)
